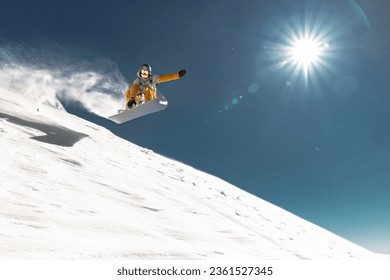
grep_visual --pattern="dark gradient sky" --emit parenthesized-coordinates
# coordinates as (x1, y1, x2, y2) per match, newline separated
(1, 0, 389, 254)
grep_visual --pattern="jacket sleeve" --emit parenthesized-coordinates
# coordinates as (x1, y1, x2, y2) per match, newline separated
(157, 72, 180, 83)
(126, 83, 139, 100)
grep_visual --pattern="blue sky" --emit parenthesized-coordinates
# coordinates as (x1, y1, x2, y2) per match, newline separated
(1, 0, 389, 254)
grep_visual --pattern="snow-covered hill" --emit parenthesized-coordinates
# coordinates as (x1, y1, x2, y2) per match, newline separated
(0, 65, 388, 260)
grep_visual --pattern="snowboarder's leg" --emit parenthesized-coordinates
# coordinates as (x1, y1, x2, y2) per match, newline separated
(144, 86, 158, 102)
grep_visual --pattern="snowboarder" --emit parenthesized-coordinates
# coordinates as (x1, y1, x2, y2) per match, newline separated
(125, 64, 187, 109)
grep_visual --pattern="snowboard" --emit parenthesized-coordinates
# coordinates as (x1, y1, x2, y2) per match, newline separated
(108, 97, 168, 124)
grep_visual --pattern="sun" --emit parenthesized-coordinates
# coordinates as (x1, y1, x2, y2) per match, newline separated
(287, 35, 330, 79)
(260, 9, 346, 92)
(291, 38, 324, 67)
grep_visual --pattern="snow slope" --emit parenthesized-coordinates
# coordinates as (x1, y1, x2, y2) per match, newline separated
(0, 70, 388, 260)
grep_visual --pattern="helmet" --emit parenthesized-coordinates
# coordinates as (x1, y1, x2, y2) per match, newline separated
(138, 64, 152, 79)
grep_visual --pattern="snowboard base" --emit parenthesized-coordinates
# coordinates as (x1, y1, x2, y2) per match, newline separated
(108, 97, 168, 124)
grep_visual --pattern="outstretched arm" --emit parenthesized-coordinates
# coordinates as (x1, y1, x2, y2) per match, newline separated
(157, 69, 187, 83)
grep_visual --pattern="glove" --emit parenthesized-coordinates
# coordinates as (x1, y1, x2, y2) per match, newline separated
(127, 99, 136, 109)
(178, 69, 187, 78)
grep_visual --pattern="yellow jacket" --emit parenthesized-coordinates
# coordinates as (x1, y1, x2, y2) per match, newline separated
(126, 72, 181, 104)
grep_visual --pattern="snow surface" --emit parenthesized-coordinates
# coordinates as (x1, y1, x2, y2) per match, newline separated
(0, 64, 389, 260)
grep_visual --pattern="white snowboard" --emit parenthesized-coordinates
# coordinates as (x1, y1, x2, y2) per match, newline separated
(108, 97, 168, 124)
